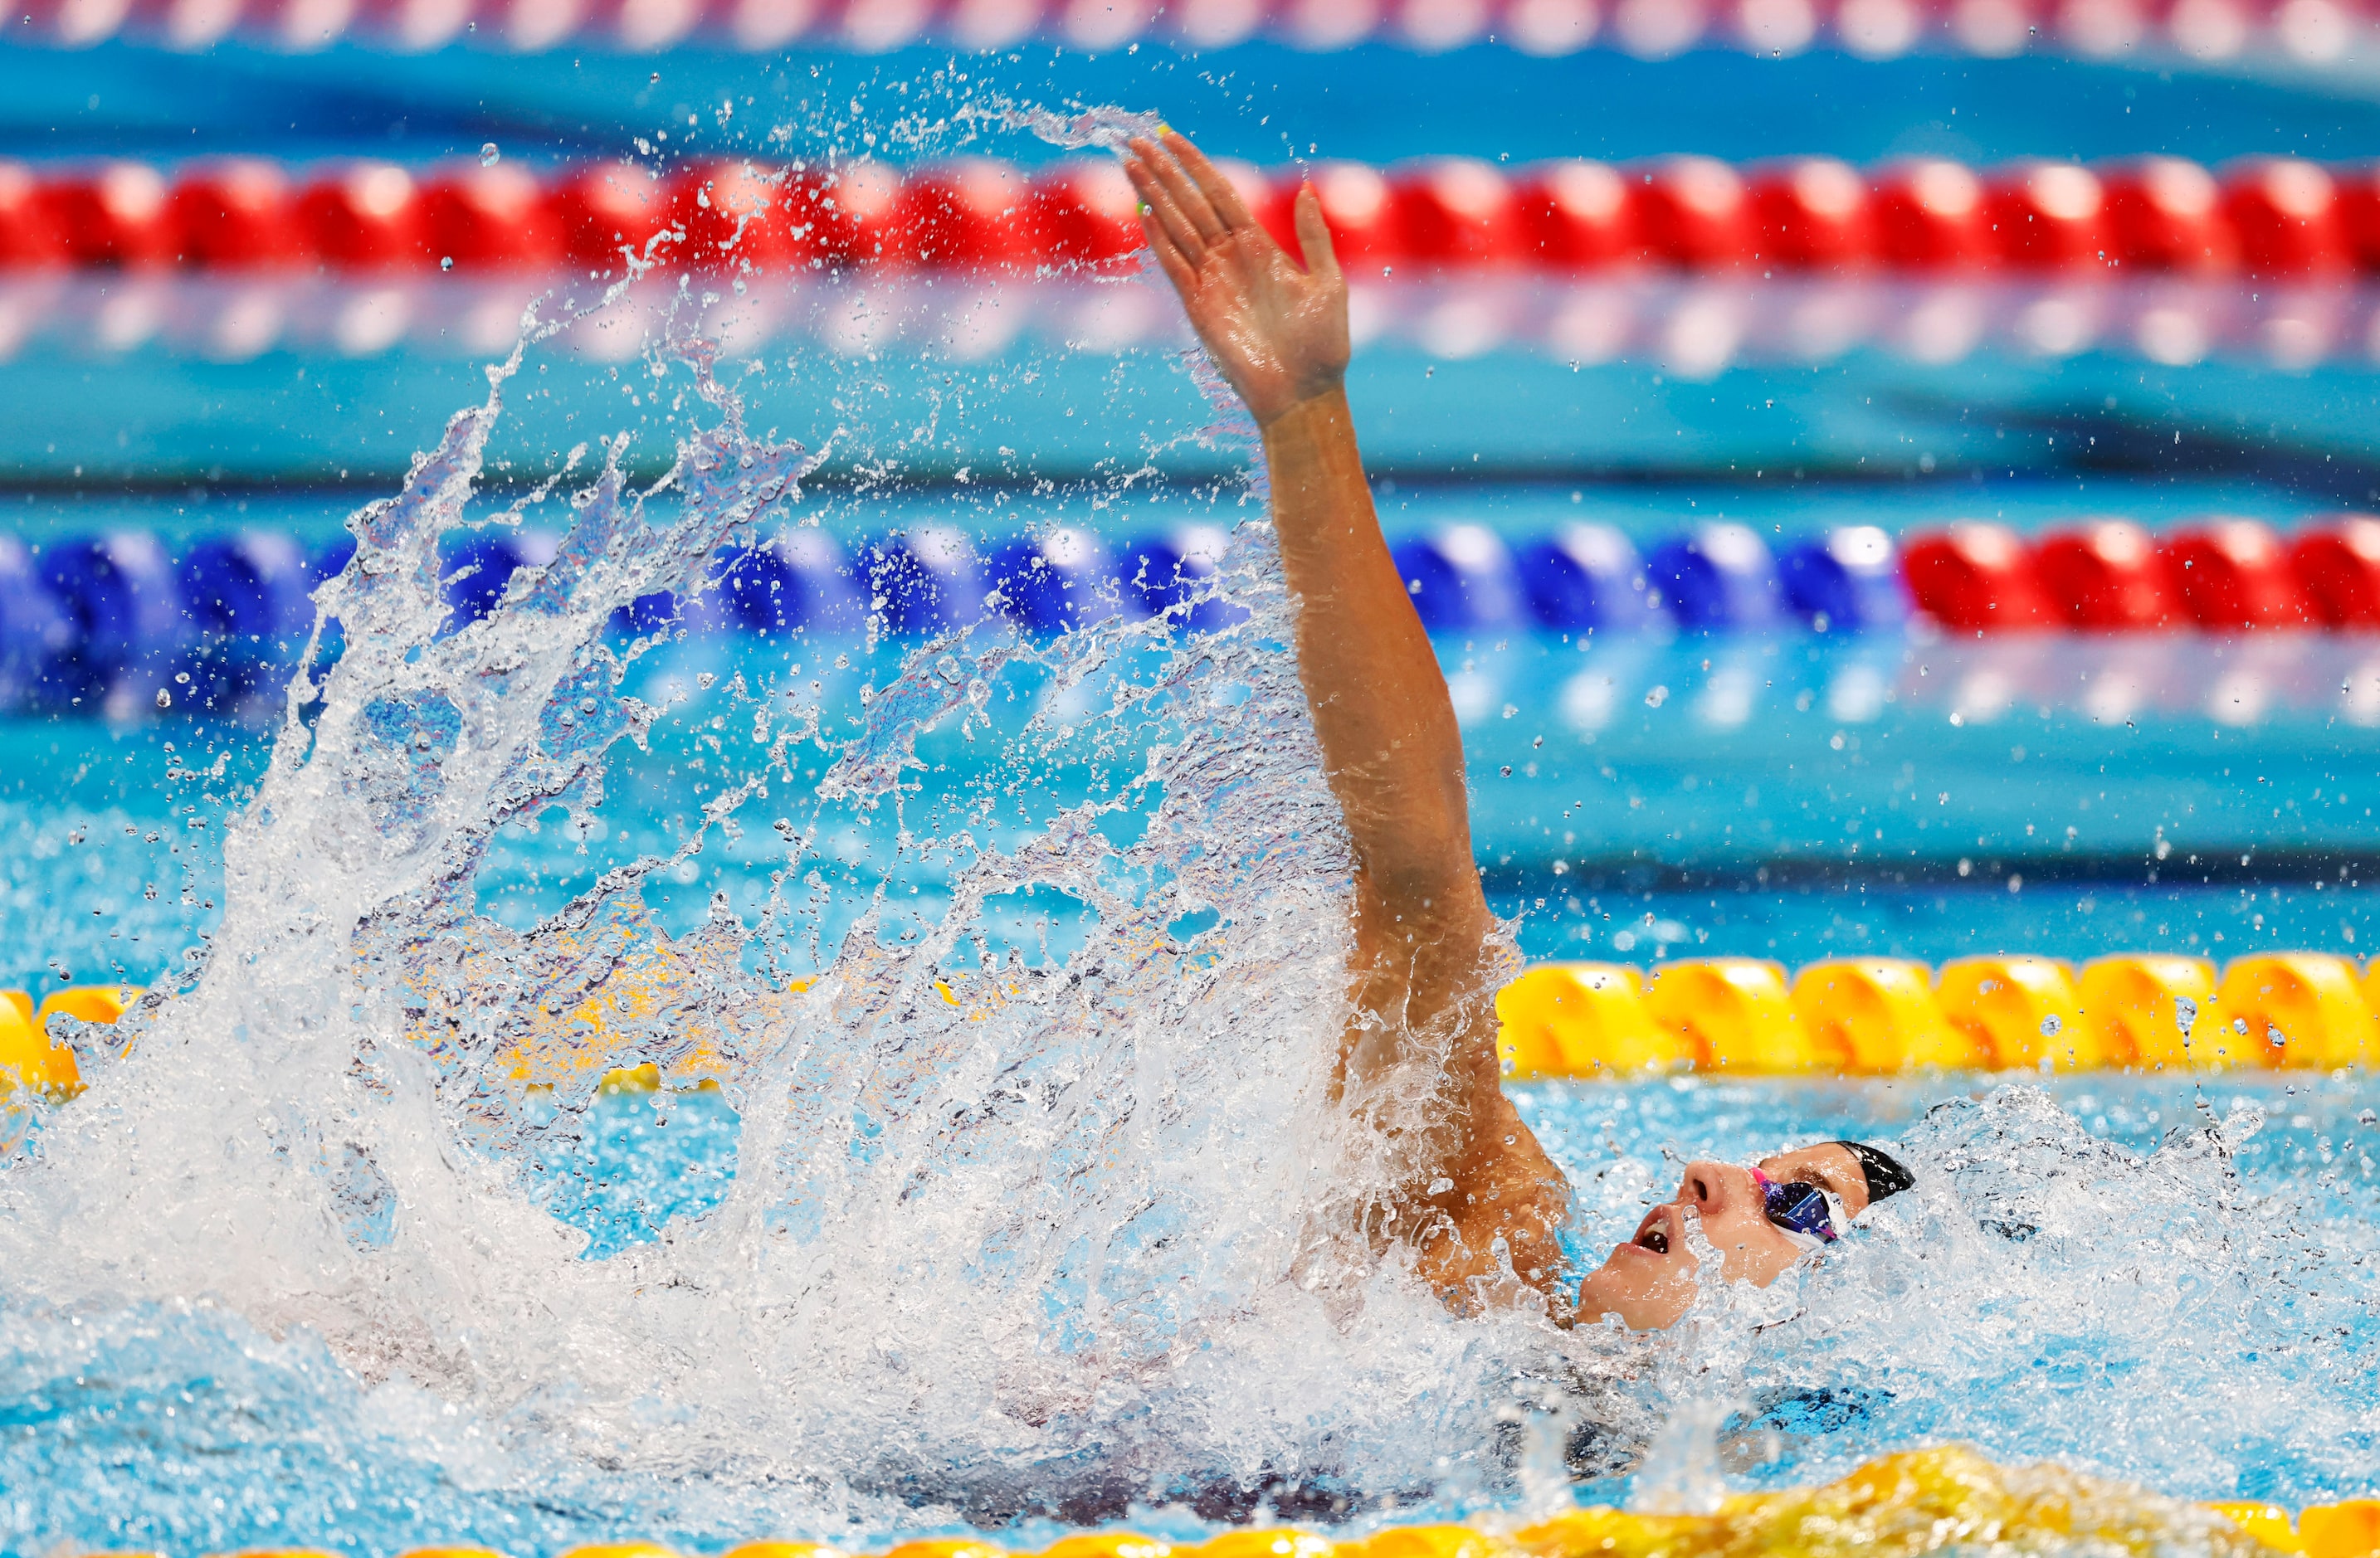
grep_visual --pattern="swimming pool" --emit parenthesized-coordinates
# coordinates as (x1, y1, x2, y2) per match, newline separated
(7, 12, 2380, 1552)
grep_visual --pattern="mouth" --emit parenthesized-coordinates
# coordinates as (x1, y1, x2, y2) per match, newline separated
(1631, 1204, 1675, 1256)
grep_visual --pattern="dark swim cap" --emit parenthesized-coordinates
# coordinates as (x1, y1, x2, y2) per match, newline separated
(1831, 1140, 1915, 1205)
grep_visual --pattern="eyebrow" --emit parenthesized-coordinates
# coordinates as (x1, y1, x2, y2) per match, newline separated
(1768, 1156, 1849, 1200)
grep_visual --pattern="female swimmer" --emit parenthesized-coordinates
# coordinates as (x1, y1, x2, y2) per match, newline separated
(1119, 128, 1913, 1331)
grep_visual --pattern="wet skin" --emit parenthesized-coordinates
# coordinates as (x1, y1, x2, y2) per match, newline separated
(1124, 128, 1865, 1332)
(1571, 1143, 1875, 1331)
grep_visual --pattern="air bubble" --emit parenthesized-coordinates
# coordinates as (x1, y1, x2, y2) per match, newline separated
(480, 142, 500, 166)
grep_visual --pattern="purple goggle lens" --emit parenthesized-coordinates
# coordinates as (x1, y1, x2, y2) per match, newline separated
(1753, 1168, 1846, 1246)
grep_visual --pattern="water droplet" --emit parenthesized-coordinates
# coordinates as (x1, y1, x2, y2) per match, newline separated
(2174, 995, 2197, 1039)
(480, 142, 500, 167)
(154, 688, 170, 709)
(2360, 1108, 2376, 1126)
(440, 256, 454, 272)
(2039, 1013, 2061, 1038)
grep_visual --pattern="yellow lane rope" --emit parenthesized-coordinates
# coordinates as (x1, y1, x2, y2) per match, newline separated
(76, 1448, 2378, 1558)
(10, 948, 2380, 1097)
(1498, 952, 2380, 1076)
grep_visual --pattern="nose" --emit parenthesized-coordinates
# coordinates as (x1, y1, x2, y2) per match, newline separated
(1679, 1160, 1741, 1215)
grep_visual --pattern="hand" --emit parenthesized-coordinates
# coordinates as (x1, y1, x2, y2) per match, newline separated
(1124, 129, 1350, 430)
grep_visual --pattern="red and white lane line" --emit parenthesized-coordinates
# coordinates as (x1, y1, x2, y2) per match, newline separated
(12, 153, 2380, 369)
(10, 154, 2380, 286)
(11, 0, 2379, 66)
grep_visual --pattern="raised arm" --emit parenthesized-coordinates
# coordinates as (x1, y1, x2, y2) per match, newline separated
(1124, 131, 1571, 1312)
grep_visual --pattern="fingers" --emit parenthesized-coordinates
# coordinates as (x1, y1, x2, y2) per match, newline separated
(1292, 182, 1342, 282)
(1128, 135, 1227, 245)
(1125, 154, 1210, 269)
(1139, 208, 1197, 296)
(1161, 128, 1260, 236)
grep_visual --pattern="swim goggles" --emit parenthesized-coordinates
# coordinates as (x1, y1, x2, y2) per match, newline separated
(1752, 1168, 1851, 1253)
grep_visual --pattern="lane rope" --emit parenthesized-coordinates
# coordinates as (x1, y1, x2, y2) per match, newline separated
(38, 1448, 2378, 1558)
(9, 0, 2378, 71)
(16, 516, 2380, 721)
(7, 154, 2380, 284)
(14, 948, 2380, 1094)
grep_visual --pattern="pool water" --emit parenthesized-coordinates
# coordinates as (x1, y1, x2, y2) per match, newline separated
(10, 613, 2378, 995)
(7, 1069, 2373, 1558)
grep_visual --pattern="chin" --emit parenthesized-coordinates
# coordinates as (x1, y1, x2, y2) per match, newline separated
(1573, 1249, 1698, 1331)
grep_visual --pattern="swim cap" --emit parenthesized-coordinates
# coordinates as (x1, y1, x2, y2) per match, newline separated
(1831, 1140, 1914, 1205)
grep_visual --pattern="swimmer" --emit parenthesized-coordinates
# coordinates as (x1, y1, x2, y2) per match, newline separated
(1122, 129, 1914, 1331)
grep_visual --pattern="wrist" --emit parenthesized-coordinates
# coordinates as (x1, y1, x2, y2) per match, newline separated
(1255, 379, 1351, 436)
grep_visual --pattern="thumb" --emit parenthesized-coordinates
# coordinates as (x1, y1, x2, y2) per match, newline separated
(1293, 181, 1340, 280)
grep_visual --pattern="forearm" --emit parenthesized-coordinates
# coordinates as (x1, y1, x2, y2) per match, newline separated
(1261, 391, 1490, 965)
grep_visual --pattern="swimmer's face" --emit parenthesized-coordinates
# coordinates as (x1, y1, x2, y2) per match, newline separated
(1571, 1143, 1872, 1331)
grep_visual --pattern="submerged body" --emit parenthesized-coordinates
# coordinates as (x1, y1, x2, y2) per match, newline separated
(1122, 129, 1909, 1329)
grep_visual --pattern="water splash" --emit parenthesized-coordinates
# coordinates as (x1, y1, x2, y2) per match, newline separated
(1557, 1082, 2380, 1507)
(967, 100, 1164, 157)
(0, 265, 1595, 1546)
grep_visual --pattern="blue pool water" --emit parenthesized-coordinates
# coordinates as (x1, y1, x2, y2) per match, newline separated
(7, 1070, 2374, 1556)
(10, 603, 2380, 993)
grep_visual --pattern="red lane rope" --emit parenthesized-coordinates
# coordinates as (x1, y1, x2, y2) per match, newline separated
(8, 153, 2380, 280)
(1906, 517, 2380, 634)
(9, 0, 2378, 65)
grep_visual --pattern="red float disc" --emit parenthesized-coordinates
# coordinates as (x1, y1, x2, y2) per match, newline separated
(548, 160, 670, 271)
(671, 159, 812, 273)
(2222, 158, 2348, 277)
(1985, 161, 2107, 271)
(1870, 158, 1993, 270)
(295, 163, 423, 270)
(1513, 159, 1635, 270)
(889, 159, 1036, 271)
(1746, 157, 1872, 272)
(2329, 165, 2380, 275)
(1392, 158, 1524, 270)
(168, 158, 302, 270)
(812, 161, 905, 268)
(2290, 514, 2380, 629)
(1901, 524, 2056, 631)
(1634, 155, 1752, 270)
(421, 162, 560, 272)
(43, 162, 175, 268)
(2100, 157, 2234, 273)
(0, 162, 61, 267)
(2163, 519, 2312, 630)
(1026, 160, 1143, 270)
(547, 161, 671, 270)
(2035, 521, 2178, 631)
